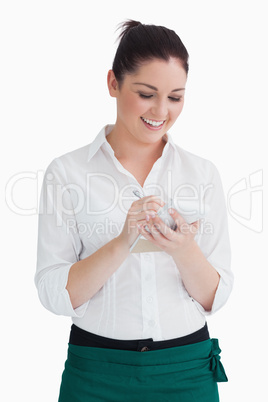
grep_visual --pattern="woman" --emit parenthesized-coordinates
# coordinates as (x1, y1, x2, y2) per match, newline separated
(35, 20, 233, 401)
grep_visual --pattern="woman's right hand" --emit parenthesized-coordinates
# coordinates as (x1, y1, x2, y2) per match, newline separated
(118, 195, 165, 249)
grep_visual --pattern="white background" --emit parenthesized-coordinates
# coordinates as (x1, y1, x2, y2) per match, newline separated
(1, 1, 267, 400)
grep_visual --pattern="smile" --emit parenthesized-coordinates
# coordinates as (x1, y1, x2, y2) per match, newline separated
(141, 117, 166, 127)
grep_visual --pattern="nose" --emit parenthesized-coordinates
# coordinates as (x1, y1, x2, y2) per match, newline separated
(151, 99, 168, 119)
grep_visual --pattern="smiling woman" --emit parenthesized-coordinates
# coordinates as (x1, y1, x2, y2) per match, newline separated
(35, 19, 233, 402)
(107, 57, 187, 150)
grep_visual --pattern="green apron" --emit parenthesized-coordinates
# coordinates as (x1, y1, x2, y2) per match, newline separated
(58, 338, 227, 401)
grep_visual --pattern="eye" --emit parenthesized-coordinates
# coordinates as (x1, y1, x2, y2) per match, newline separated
(139, 93, 153, 99)
(168, 97, 182, 102)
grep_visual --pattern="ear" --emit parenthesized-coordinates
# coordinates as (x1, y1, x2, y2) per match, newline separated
(107, 70, 119, 98)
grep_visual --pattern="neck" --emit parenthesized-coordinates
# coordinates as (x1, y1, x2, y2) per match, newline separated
(106, 123, 167, 161)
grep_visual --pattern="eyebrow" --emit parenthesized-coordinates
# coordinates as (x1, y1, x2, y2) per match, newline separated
(133, 82, 185, 92)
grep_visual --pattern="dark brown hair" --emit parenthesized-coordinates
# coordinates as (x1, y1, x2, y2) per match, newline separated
(112, 20, 189, 87)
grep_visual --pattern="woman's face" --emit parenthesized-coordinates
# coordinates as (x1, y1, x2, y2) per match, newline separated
(108, 57, 187, 145)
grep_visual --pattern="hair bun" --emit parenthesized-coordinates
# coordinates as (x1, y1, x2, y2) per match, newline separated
(112, 20, 189, 86)
(116, 19, 142, 41)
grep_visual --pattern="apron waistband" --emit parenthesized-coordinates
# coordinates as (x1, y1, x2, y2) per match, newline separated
(69, 323, 210, 351)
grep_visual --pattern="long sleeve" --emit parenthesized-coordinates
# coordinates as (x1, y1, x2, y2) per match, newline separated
(194, 163, 234, 315)
(35, 158, 89, 317)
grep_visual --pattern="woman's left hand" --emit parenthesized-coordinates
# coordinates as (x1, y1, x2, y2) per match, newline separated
(137, 208, 199, 258)
(138, 207, 220, 312)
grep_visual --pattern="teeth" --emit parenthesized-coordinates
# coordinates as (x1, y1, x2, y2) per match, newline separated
(141, 117, 165, 127)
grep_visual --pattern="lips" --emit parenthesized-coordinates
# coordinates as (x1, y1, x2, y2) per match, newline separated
(140, 117, 166, 131)
(141, 117, 165, 127)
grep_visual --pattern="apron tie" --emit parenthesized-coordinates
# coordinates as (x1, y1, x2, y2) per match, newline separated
(210, 338, 228, 382)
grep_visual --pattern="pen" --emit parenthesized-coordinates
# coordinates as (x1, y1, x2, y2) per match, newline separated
(132, 190, 143, 199)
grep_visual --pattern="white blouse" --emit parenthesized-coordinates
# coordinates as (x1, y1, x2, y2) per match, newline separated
(35, 125, 233, 341)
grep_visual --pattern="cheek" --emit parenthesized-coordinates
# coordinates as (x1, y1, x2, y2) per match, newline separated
(171, 102, 184, 119)
(118, 95, 143, 118)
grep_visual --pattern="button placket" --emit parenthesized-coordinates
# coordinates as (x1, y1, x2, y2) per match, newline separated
(140, 253, 162, 340)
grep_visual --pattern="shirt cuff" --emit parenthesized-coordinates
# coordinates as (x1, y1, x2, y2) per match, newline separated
(60, 265, 90, 317)
(36, 263, 89, 317)
(192, 266, 234, 316)
(64, 287, 90, 318)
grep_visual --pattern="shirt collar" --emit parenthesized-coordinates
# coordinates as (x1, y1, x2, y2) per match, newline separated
(87, 124, 179, 162)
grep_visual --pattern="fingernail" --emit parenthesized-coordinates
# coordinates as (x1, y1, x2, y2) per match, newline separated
(168, 208, 174, 214)
(151, 213, 156, 218)
(146, 215, 150, 222)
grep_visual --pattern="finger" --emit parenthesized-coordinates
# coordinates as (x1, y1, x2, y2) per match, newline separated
(139, 195, 165, 204)
(138, 221, 166, 248)
(137, 223, 155, 242)
(131, 201, 165, 216)
(133, 196, 165, 210)
(150, 215, 176, 240)
(143, 201, 164, 213)
(168, 208, 186, 228)
(189, 220, 200, 235)
(130, 210, 158, 224)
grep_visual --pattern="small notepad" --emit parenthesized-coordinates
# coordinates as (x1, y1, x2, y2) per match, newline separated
(130, 237, 162, 253)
